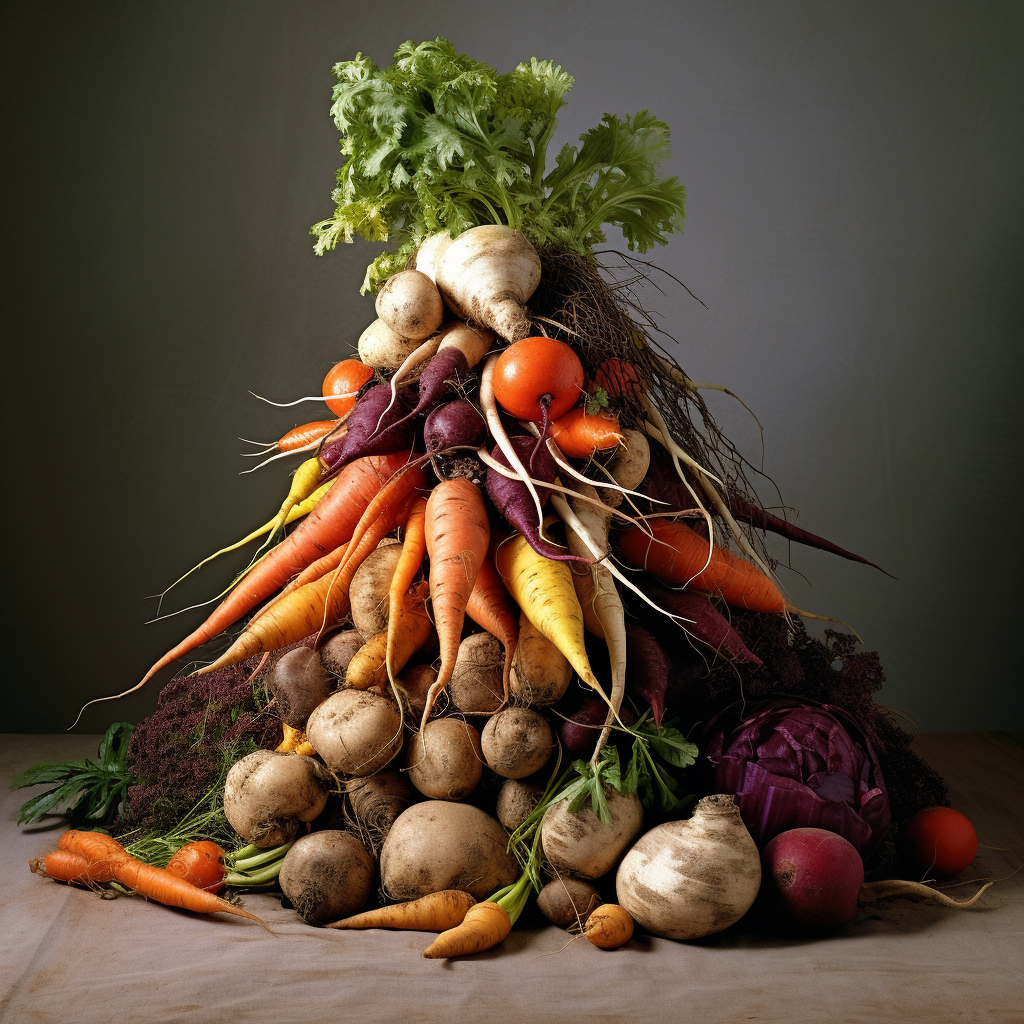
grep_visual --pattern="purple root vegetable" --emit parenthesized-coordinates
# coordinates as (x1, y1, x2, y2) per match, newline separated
(424, 399, 487, 453)
(485, 436, 586, 564)
(319, 384, 417, 473)
(560, 694, 636, 757)
(648, 587, 762, 667)
(625, 624, 673, 726)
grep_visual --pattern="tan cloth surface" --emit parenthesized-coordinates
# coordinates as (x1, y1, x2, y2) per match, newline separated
(2, 731, 1021, 1024)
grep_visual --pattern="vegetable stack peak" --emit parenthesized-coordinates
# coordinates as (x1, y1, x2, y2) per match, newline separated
(311, 37, 686, 291)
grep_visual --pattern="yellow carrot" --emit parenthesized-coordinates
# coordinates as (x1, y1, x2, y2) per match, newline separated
(422, 900, 512, 958)
(327, 890, 475, 931)
(347, 581, 432, 691)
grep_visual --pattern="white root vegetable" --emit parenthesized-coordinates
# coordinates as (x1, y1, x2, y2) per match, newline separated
(380, 801, 518, 901)
(223, 750, 332, 847)
(358, 318, 421, 371)
(305, 689, 403, 777)
(616, 793, 762, 940)
(597, 429, 650, 509)
(541, 789, 643, 880)
(410, 231, 453, 285)
(434, 224, 541, 341)
(375, 269, 444, 340)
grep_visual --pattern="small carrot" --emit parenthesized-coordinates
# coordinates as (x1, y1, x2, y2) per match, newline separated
(421, 900, 512, 958)
(420, 478, 491, 726)
(386, 497, 428, 686)
(278, 419, 339, 452)
(30, 850, 114, 885)
(618, 520, 786, 613)
(465, 551, 519, 698)
(326, 890, 476, 931)
(583, 903, 634, 949)
(548, 407, 624, 459)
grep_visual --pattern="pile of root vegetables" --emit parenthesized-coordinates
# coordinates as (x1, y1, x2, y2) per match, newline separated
(40, 40, 990, 956)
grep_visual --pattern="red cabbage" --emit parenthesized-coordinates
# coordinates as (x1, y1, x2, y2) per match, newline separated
(706, 703, 891, 857)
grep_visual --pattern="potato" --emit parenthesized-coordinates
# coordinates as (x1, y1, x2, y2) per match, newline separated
(358, 318, 421, 371)
(541, 790, 643, 880)
(279, 831, 375, 925)
(349, 541, 402, 639)
(481, 708, 555, 779)
(448, 632, 504, 714)
(495, 776, 545, 832)
(305, 689, 403, 777)
(406, 718, 483, 800)
(509, 613, 572, 706)
(380, 801, 518, 900)
(536, 877, 602, 928)
(223, 750, 331, 847)
(397, 663, 436, 715)
(375, 269, 444, 341)
(320, 629, 365, 681)
(268, 646, 334, 729)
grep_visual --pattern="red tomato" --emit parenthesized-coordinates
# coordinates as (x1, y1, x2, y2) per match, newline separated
(492, 338, 584, 421)
(594, 358, 643, 400)
(899, 807, 977, 877)
(166, 841, 226, 894)
(322, 359, 374, 418)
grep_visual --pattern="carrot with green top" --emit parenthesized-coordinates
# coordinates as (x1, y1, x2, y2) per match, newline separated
(328, 889, 475, 931)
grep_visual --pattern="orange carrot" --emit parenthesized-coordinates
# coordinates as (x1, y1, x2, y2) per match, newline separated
(347, 580, 433, 691)
(110, 858, 273, 930)
(199, 469, 426, 673)
(327, 890, 476, 931)
(465, 551, 519, 698)
(584, 903, 634, 949)
(386, 497, 428, 685)
(549, 407, 623, 458)
(30, 850, 115, 885)
(80, 452, 411, 716)
(278, 419, 339, 452)
(422, 900, 511, 958)
(420, 478, 491, 726)
(618, 520, 785, 613)
(57, 830, 271, 929)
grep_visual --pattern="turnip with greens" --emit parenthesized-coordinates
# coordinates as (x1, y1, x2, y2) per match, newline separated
(541, 789, 643, 880)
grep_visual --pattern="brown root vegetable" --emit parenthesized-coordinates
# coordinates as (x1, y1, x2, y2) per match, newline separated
(481, 708, 555, 780)
(375, 269, 444, 341)
(509, 612, 572, 706)
(320, 629, 365, 681)
(223, 750, 332, 847)
(349, 540, 403, 639)
(434, 225, 541, 342)
(268, 646, 335, 729)
(495, 776, 545, 832)
(380, 800, 518, 901)
(406, 718, 484, 800)
(305, 689, 403, 777)
(346, 771, 415, 846)
(597, 429, 650, 509)
(541, 790, 643, 880)
(615, 794, 762, 940)
(398, 663, 436, 715)
(358, 318, 421, 370)
(536, 877, 602, 928)
(448, 632, 505, 714)
(278, 830, 375, 925)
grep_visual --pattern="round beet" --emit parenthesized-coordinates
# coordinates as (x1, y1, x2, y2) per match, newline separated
(761, 828, 864, 932)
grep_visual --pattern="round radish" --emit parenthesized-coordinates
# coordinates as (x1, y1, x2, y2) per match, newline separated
(760, 828, 864, 932)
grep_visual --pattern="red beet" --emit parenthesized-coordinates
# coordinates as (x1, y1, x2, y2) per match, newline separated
(761, 828, 864, 932)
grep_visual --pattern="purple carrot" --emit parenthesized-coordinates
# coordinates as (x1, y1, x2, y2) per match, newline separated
(424, 399, 487, 453)
(319, 384, 416, 473)
(648, 586, 762, 666)
(625, 624, 673, 726)
(485, 436, 587, 564)
(728, 492, 894, 577)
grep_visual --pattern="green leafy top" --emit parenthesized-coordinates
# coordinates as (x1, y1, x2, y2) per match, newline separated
(311, 38, 686, 291)
(12, 722, 136, 826)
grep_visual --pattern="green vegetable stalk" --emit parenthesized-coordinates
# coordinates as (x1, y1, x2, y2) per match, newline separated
(311, 38, 686, 291)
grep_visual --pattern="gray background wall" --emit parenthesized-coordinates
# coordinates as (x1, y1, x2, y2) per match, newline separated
(6, 2, 1022, 733)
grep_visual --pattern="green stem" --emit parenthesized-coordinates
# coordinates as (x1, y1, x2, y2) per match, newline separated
(495, 870, 534, 927)
(227, 843, 292, 871)
(223, 861, 284, 887)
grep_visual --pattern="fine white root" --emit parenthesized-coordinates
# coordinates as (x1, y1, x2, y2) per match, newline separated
(375, 333, 444, 432)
